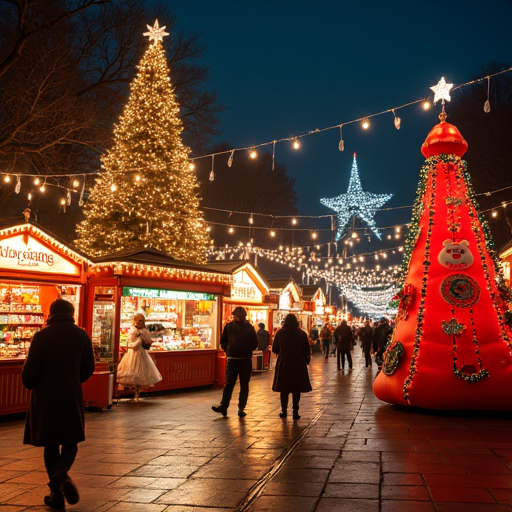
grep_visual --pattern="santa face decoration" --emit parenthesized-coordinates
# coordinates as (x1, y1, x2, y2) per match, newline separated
(438, 239, 474, 269)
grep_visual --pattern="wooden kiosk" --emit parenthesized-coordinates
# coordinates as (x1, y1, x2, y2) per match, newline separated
(85, 248, 232, 398)
(0, 222, 90, 415)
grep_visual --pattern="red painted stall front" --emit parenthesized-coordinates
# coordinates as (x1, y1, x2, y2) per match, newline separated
(84, 248, 231, 401)
(0, 223, 90, 416)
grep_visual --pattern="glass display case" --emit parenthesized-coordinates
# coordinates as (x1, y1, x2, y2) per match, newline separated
(0, 283, 81, 359)
(120, 287, 218, 351)
(91, 287, 116, 367)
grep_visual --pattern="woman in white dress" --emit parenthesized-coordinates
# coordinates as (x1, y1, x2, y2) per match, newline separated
(117, 313, 162, 401)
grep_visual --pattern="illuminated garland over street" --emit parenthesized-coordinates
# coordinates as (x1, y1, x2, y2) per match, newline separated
(208, 244, 400, 317)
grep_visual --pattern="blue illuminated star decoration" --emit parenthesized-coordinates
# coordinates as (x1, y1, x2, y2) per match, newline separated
(320, 153, 393, 240)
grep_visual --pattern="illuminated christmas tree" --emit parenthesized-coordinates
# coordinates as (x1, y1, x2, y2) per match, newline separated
(373, 79, 512, 410)
(75, 20, 210, 264)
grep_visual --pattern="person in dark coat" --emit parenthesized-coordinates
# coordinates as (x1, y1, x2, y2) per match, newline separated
(22, 298, 95, 509)
(360, 320, 374, 367)
(212, 306, 258, 417)
(333, 320, 353, 370)
(373, 317, 392, 367)
(272, 313, 312, 419)
(257, 323, 271, 369)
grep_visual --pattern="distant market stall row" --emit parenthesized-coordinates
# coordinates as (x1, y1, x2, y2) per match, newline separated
(0, 221, 340, 416)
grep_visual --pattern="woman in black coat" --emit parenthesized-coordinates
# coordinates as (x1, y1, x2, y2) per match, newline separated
(22, 299, 95, 509)
(272, 313, 312, 419)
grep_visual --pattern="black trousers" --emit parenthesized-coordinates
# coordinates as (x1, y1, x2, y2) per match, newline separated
(220, 358, 253, 410)
(280, 391, 301, 412)
(363, 346, 372, 366)
(44, 443, 78, 492)
(337, 346, 352, 369)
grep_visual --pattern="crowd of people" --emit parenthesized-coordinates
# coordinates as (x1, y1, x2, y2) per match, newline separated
(309, 317, 393, 369)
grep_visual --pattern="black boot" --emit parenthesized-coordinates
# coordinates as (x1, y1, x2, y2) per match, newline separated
(212, 404, 228, 416)
(61, 477, 79, 505)
(44, 491, 65, 509)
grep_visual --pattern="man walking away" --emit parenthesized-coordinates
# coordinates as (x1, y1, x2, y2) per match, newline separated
(319, 323, 331, 360)
(360, 320, 374, 367)
(212, 307, 258, 417)
(257, 323, 270, 369)
(22, 299, 95, 509)
(333, 320, 353, 370)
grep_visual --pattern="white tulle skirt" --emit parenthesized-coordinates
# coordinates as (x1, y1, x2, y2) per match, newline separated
(117, 347, 162, 388)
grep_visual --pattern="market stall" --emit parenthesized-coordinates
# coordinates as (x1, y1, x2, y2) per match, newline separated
(0, 222, 90, 415)
(207, 261, 275, 370)
(85, 248, 231, 398)
(268, 278, 309, 335)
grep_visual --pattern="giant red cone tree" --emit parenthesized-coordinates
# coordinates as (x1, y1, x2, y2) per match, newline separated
(373, 110, 512, 410)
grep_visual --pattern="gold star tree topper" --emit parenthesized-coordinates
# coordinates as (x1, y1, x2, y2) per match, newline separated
(430, 77, 453, 104)
(143, 20, 169, 44)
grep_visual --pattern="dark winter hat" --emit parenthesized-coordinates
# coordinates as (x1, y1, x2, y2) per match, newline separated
(232, 306, 247, 317)
(258, 323, 265, 329)
(49, 298, 75, 317)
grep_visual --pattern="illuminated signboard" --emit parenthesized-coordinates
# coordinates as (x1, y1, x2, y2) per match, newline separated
(231, 270, 263, 303)
(0, 233, 81, 276)
(122, 287, 215, 301)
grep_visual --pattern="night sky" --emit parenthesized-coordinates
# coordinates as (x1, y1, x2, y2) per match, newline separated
(165, 0, 512, 235)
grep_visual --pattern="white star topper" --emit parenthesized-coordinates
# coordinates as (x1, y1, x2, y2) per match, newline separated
(143, 20, 169, 44)
(430, 77, 453, 104)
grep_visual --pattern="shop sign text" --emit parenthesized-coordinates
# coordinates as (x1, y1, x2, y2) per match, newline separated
(0, 234, 80, 275)
(122, 287, 215, 301)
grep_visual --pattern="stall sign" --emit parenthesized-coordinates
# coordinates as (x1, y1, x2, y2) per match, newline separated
(0, 233, 80, 275)
(122, 287, 215, 301)
(231, 270, 263, 303)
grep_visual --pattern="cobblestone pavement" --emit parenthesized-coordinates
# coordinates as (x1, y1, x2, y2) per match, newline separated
(2, 349, 512, 511)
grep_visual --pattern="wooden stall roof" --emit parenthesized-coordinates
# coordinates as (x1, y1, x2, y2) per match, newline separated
(207, 260, 270, 295)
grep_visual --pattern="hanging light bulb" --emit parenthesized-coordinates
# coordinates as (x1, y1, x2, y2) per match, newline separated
(291, 218, 297, 225)
(206, 225, 211, 232)
(248, 215, 254, 225)
(72, 179, 80, 188)
(135, 174, 141, 183)
(15, 176, 21, 194)
(4, 175, 10, 183)
(228, 226, 234, 234)
(28, 192, 32, 201)
(392, 109, 401, 129)
(250, 149, 257, 159)
(60, 198, 66, 206)
(351, 231, 358, 238)
(311, 231, 318, 239)
(270, 230, 276, 237)
(78, 181, 85, 207)
(484, 76, 491, 113)
(40, 180, 46, 192)
(228, 150, 234, 167)
(209, 155, 215, 181)
(34, 177, 40, 186)
(293, 139, 300, 149)
(422, 99, 431, 110)
(189, 162, 195, 171)
(492, 210, 498, 218)
(339, 125, 344, 151)
(362, 118, 370, 129)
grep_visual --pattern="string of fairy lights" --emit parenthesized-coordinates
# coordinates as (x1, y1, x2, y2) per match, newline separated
(207, 243, 402, 317)
(1, 67, 510, 208)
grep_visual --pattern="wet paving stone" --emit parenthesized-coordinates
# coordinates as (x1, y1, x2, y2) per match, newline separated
(2, 351, 512, 510)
